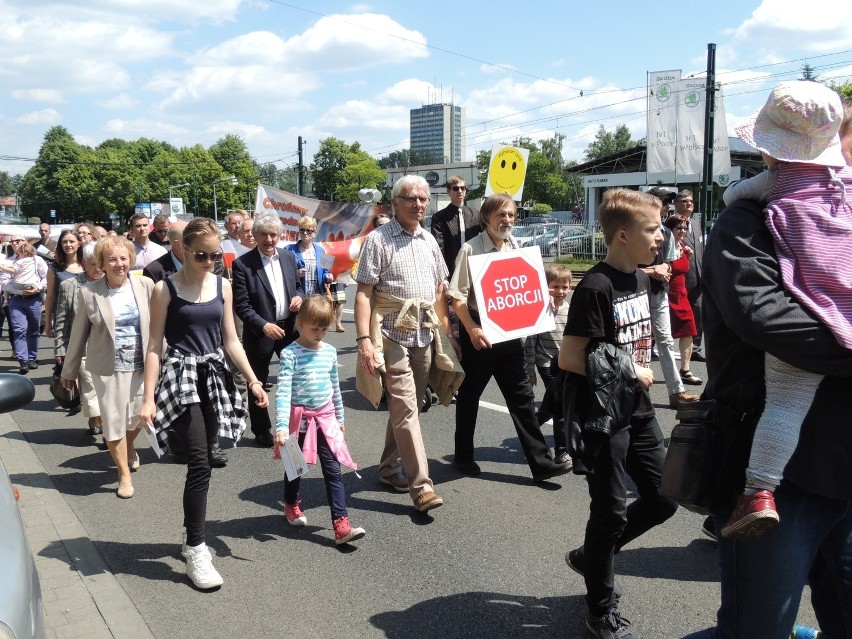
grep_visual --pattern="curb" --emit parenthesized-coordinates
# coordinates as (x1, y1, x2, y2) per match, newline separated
(0, 410, 155, 639)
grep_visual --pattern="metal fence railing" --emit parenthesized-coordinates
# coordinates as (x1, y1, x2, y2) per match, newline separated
(513, 219, 605, 262)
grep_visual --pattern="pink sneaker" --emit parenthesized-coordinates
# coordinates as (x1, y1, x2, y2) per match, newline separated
(333, 516, 365, 545)
(284, 500, 307, 527)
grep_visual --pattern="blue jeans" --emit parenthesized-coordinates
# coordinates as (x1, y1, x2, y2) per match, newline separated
(284, 428, 347, 522)
(535, 364, 567, 456)
(683, 481, 852, 639)
(8, 294, 41, 363)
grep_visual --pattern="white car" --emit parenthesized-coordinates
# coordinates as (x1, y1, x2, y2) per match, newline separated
(0, 374, 44, 639)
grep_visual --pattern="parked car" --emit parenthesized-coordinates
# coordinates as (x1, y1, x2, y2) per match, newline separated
(0, 374, 44, 639)
(538, 226, 589, 256)
(513, 224, 553, 248)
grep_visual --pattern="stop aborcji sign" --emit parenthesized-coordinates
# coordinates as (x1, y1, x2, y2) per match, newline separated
(469, 246, 555, 344)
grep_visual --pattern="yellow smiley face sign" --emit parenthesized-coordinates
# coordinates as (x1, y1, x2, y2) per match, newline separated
(485, 144, 530, 200)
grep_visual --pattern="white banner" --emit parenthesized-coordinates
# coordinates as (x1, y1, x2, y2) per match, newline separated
(675, 78, 731, 183)
(646, 70, 681, 182)
(168, 197, 184, 220)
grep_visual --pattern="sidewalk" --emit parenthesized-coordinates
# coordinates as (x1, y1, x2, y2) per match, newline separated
(0, 410, 155, 639)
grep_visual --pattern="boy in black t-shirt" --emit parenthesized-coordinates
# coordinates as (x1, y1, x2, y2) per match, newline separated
(558, 189, 678, 639)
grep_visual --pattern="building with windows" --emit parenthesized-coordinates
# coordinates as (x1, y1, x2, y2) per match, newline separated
(410, 103, 465, 165)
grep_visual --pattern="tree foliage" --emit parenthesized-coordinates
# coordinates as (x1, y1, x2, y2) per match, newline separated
(310, 137, 385, 202)
(583, 124, 638, 162)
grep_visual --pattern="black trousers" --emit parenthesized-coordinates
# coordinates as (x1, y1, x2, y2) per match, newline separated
(171, 372, 219, 548)
(454, 323, 554, 474)
(245, 326, 296, 437)
(582, 414, 678, 616)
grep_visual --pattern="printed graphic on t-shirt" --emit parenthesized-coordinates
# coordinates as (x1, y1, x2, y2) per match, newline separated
(612, 291, 652, 366)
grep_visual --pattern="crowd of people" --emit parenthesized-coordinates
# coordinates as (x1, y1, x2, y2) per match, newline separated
(0, 83, 849, 638)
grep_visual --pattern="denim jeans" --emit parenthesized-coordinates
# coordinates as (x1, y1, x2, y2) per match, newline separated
(284, 428, 347, 522)
(682, 481, 852, 639)
(8, 294, 41, 363)
(583, 414, 678, 617)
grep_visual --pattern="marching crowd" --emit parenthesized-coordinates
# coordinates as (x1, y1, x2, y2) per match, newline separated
(0, 81, 850, 639)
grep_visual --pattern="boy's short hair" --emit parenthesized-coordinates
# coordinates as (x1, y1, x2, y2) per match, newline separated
(545, 263, 573, 286)
(297, 295, 335, 328)
(598, 188, 659, 244)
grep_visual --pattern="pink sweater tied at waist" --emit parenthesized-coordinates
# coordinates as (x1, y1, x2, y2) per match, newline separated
(290, 399, 358, 471)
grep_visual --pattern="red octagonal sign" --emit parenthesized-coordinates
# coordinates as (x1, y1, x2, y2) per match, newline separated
(471, 247, 554, 343)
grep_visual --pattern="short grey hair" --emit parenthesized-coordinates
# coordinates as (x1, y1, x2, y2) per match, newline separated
(253, 214, 282, 236)
(391, 175, 428, 199)
(81, 243, 97, 261)
(239, 218, 254, 231)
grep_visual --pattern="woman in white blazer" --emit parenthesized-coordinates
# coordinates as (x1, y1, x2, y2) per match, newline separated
(62, 236, 154, 499)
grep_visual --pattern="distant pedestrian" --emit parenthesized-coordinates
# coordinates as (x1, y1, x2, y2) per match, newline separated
(0, 237, 48, 374)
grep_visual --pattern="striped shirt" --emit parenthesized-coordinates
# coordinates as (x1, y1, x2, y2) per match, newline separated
(355, 217, 449, 347)
(524, 302, 570, 376)
(275, 341, 344, 432)
(764, 163, 852, 349)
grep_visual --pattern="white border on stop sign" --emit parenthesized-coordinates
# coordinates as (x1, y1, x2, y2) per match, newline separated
(469, 246, 555, 344)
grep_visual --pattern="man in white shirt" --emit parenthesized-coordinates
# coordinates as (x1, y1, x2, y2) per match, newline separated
(129, 213, 167, 269)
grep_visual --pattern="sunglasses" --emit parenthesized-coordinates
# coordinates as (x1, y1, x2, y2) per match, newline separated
(192, 250, 224, 263)
(298, 228, 315, 235)
(675, 225, 688, 230)
(450, 185, 467, 192)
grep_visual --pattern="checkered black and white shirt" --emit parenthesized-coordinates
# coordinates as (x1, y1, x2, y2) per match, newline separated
(152, 346, 247, 451)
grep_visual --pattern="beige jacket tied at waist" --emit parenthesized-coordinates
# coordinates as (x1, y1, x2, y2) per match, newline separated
(355, 290, 465, 409)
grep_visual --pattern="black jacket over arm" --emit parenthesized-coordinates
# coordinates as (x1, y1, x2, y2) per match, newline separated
(702, 199, 852, 502)
(142, 251, 179, 283)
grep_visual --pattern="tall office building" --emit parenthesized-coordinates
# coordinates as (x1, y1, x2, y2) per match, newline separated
(410, 103, 466, 164)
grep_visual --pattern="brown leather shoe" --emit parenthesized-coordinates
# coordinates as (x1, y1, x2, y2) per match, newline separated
(414, 491, 444, 512)
(669, 391, 699, 408)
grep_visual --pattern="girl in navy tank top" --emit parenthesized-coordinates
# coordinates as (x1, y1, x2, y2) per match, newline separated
(140, 217, 268, 590)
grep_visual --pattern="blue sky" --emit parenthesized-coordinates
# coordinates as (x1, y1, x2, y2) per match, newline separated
(1, 0, 850, 177)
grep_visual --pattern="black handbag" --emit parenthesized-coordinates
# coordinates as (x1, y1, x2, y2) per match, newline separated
(50, 363, 81, 410)
(661, 399, 758, 515)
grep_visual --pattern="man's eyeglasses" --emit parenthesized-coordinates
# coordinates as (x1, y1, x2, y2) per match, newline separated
(397, 195, 429, 205)
(450, 185, 467, 192)
(192, 250, 224, 263)
(298, 229, 315, 235)
(77, 231, 93, 237)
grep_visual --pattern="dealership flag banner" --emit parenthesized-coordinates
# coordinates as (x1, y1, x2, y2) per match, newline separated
(646, 70, 682, 182)
(647, 71, 732, 184)
(254, 184, 390, 278)
(675, 77, 732, 181)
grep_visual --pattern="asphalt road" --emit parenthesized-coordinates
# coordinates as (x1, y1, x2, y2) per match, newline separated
(6, 304, 818, 639)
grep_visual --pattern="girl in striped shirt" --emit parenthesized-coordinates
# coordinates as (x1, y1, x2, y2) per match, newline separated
(720, 81, 852, 540)
(274, 295, 365, 546)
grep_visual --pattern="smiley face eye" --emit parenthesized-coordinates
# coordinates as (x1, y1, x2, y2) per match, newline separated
(501, 160, 506, 169)
(512, 162, 517, 170)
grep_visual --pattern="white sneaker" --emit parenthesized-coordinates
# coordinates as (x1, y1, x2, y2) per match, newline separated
(185, 543, 223, 589)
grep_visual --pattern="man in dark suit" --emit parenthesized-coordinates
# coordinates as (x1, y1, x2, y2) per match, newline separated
(232, 213, 304, 447)
(430, 175, 481, 276)
(142, 221, 186, 283)
(676, 189, 705, 361)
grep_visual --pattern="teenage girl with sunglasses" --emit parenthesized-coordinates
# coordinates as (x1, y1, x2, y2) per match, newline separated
(140, 217, 268, 590)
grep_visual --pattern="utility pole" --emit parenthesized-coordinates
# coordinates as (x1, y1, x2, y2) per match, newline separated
(297, 136, 305, 196)
(700, 43, 717, 240)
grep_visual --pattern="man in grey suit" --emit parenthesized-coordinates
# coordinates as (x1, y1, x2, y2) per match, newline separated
(676, 189, 705, 361)
(430, 175, 481, 276)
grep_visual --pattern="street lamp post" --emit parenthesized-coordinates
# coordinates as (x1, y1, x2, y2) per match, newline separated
(211, 176, 238, 225)
(169, 181, 190, 201)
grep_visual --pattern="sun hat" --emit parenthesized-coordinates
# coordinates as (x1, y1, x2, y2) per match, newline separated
(735, 80, 845, 167)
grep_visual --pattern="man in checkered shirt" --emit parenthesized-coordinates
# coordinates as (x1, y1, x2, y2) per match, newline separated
(354, 175, 452, 514)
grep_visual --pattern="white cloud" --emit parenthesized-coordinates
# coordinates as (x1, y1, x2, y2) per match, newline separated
(97, 93, 137, 109)
(731, 0, 852, 53)
(480, 63, 515, 74)
(16, 109, 62, 125)
(204, 121, 268, 140)
(104, 118, 191, 139)
(10, 89, 64, 103)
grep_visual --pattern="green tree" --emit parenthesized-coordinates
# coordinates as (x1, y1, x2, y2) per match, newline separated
(583, 124, 638, 162)
(0, 171, 16, 195)
(377, 148, 433, 169)
(800, 63, 819, 81)
(310, 138, 385, 202)
(830, 80, 852, 101)
(209, 134, 259, 211)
